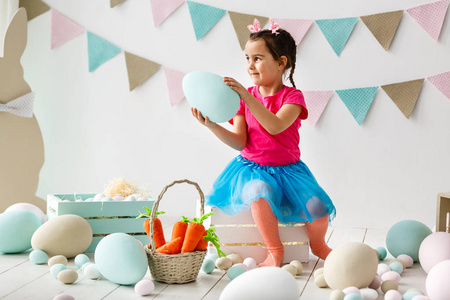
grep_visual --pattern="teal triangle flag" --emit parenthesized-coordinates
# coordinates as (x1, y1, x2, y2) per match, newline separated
(187, 1, 226, 40)
(336, 87, 378, 125)
(316, 17, 358, 56)
(87, 32, 122, 72)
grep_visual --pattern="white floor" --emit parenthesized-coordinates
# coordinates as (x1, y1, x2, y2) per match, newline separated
(0, 225, 428, 300)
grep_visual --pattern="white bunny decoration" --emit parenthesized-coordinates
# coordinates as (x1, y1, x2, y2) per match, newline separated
(0, 8, 46, 212)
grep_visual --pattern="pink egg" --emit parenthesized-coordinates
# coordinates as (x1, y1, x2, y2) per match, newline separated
(384, 290, 402, 300)
(243, 257, 257, 270)
(381, 271, 401, 283)
(426, 260, 450, 300)
(397, 254, 414, 268)
(368, 275, 381, 289)
(134, 279, 155, 296)
(233, 263, 248, 271)
(53, 294, 75, 300)
(343, 286, 361, 295)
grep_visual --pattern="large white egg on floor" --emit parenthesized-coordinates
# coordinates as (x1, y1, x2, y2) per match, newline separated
(219, 267, 299, 300)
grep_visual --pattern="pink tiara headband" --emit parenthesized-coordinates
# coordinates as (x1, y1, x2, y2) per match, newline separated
(247, 17, 279, 35)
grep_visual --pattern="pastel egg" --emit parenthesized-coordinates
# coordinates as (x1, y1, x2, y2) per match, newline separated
(220, 267, 300, 300)
(384, 290, 402, 300)
(281, 264, 297, 277)
(206, 253, 219, 262)
(397, 254, 414, 268)
(84, 264, 102, 280)
(403, 291, 422, 300)
(134, 279, 155, 296)
(289, 260, 303, 275)
(50, 264, 68, 279)
(377, 263, 391, 276)
(389, 258, 406, 269)
(226, 253, 243, 264)
(58, 269, 78, 284)
(314, 267, 324, 277)
(0, 210, 41, 253)
(368, 275, 381, 290)
(376, 247, 387, 260)
(93, 193, 104, 201)
(314, 274, 328, 288)
(74, 254, 90, 268)
(5, 203, 47, 224)
(233, 263, 248, 271)
(182, 71, 240, 123)
(227, 265, 246, 280)
(112, 195, 125, 201)
(32, 214, 92, 258)
(48, 255, 68, 267)
(359, 288, 378, 300)
(201, 259, 216, 274)
(343, 294, 362, 300)
(124, 195, 136, 201)
(81, 262, 93, 272)
(53, 293, 75, 300)
(243, 257, 257, 270)
(389, 261, 404, 274)
(381, 271, 401, 283)
(381, 280, 398, 294)
(343, 286, 360, 295)
(330, 289, 345, 300)
(216, 257, 233, 270)
(29, 249, 48, 264)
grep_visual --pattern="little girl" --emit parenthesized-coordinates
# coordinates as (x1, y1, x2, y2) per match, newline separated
(191, 18, 336, 267)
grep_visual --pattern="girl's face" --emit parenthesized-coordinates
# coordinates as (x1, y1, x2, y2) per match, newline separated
(245, 39, 285, 87)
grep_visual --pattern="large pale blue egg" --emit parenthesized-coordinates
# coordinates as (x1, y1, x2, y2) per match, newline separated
(182, 71, 240, 123)
(0, 210, 41, 253)
(94, 233, 147, 285)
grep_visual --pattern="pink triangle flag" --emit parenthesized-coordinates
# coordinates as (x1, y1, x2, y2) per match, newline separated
(302, 90, 334, 126)
(428, 71, 450, 100)
(51, 9, 85, 49)
(164, 67, 186, 106)
(406, 0, 449, 40)
(273, 18, 314, 45)
(150, 0, 185, 27)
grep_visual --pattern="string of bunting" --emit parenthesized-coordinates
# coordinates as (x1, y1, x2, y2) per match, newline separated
(19, 0, 450, 126)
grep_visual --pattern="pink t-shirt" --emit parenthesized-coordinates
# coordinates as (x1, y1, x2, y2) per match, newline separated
(236, 85, 308, 166)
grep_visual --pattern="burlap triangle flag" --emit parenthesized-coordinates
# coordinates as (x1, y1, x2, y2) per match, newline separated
(381, 79, 424, 119)
(361, 10, 403, 50)
(124, 52, 161, 91)
(111, 0, 126, 8)
(228, 12, 268, 50)
(19, 0, 50, 21)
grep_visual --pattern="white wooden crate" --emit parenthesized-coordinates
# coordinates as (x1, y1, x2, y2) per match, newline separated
(206, 206, 309, 263)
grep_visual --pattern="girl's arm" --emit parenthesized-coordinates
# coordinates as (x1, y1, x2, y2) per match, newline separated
(191, 108, 247, 151)
(224, 77, 302, 135)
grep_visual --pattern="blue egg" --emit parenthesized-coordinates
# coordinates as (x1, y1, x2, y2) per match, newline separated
(206, 253, 219, 262)
(227, 265, 246, 280)
(389, 261, 404, 274)
(201, 259, 216, 274)
(74, 254, 90, 268)
(50, 263, 68, 279)
(386, 220, 432, 262)
(29, 249, 48, 264)
(402, 291, 422, 300)
(376, 247, 387, 260)
(94, 233, 147, 285)
(343, 293, 363, 300)
(182, 71, 240, 123)
(0, 210, 41, 253)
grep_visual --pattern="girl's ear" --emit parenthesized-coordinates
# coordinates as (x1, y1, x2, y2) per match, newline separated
(3, 8, 27, 60)
(278, 56, 288, 70)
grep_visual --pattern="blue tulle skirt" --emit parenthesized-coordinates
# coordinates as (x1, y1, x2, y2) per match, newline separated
(206, 155, 336, 225)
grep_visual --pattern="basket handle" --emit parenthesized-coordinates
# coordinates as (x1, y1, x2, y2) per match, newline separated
(149, 179, 205, 253)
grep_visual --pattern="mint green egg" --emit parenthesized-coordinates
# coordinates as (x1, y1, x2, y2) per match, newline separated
(227, 265, 246, 280)
(201, 259, 216, 274)
(50, 263, 68, 279)
(29, 249, 48, 264)
(376, 247, 387, 260)
(182, 71, 240, 123)
(0, 210, 41, 253)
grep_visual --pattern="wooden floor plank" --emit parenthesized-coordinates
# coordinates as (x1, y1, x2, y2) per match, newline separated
(0, 252, 30, 274)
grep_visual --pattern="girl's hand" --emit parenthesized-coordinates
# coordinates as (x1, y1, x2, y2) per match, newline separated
(224, 77, 250, 101)
(191, 107, 216, 129)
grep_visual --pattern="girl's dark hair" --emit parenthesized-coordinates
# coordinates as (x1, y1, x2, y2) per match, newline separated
(249, 29, 297, 87)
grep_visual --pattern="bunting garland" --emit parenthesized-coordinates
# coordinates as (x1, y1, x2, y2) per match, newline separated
(20, 2, 450, 126)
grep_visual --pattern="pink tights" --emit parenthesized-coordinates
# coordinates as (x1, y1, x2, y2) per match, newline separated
(251, 198, 332, 267)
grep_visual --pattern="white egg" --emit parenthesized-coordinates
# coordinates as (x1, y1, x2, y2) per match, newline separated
(243, 257, 257, 270)
(112, 196, 125, 201)
(84, 264, 102, 280)
(5, 203, 47, 224)
(53, 293, 75, 300)
(134, 279, 155, 296)
(359, 288, 379, 300)
(220, 267, 300, 300)
(48, 255, 68, 267)
(125, 195, 136, 201)
(93, 193, 104, 201)
(282, 264, 297, 277)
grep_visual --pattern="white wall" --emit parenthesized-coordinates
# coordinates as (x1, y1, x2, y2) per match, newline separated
(21, 0, 450, 228)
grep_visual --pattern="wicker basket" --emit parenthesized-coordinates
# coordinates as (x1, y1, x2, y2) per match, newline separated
(144, 179, 207, 284)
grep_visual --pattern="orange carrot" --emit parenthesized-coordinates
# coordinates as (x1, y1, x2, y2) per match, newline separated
(194, 226, 226, 257)
(181, 212, 213, 253)
(171, 215, 190, 243)
(194, 229, 208, 251)
(136, 207, 166, 248)
(156, 236, 183, 254)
